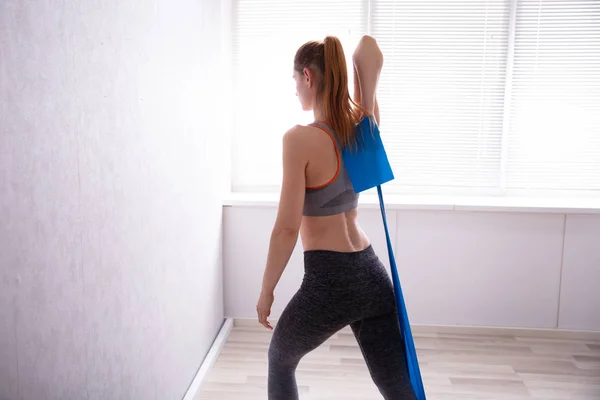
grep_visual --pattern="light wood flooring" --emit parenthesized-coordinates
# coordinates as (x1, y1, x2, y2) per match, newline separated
(198, 322, 600, 400)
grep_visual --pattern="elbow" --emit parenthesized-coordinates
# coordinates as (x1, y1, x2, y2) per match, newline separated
(353, 36, 383, 68)
(359, 34, 378, 47)
(272, 226, 300, 241)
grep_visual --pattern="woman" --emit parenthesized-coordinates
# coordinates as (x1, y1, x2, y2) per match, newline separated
(256, 35, 416, 400)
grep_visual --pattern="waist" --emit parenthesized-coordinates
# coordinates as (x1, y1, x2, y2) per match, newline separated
(303, 244, 377, 272)
(300, 212, 370, 253)
(301, 244, 390, 289)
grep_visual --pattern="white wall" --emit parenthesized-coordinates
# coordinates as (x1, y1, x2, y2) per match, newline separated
(0, 1, 225, 399)
(223, 206, 600, 332)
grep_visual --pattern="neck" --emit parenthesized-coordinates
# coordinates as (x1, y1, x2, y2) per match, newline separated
(313, 107, 327, 124)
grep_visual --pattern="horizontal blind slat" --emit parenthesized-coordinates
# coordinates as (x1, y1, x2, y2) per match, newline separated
(372, 0, 509, 190)
(230, 0, 600, 196)
(506, 0, 600, 192)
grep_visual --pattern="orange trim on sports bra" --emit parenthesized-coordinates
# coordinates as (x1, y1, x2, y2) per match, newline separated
(306, 125, 341, 190)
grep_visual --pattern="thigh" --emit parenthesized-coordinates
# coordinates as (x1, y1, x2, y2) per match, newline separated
(269, 287, 347, 365)
(351, 312, 416, 399)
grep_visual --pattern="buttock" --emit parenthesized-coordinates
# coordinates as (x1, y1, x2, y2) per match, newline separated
(299, 245, 396, 320)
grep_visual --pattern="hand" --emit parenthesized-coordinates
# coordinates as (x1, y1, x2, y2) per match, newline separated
(256, 291, 274, 330)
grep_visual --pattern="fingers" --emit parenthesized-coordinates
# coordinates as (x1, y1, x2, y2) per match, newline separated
(261, 319, 273, 330)
(257, 306, 265, 328)
(264, 313, 273, 330)
(257, 307, 274, 330)
(257, 306, 263, 325)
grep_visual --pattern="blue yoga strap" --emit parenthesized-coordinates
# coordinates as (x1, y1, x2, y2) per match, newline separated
(376, 185, 426, 400)
(341, 116, 427, 400)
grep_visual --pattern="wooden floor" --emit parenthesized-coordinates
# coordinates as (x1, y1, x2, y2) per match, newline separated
(198, 322, 600, 400)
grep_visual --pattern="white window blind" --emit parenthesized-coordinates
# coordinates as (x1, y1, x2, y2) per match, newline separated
(228, 0, 600, 197)
(230, 0, 366, 192)
(372, 0, 510, 194)
(506, 0, 600, 193)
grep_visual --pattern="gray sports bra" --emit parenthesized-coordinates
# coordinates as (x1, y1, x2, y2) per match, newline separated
(303, 122, 359, 217)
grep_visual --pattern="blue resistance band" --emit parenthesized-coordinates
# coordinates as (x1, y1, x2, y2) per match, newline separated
(342, 116, 427, 400)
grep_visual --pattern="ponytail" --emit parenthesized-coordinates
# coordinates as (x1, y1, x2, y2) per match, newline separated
(294, 36, 367, 149)
(322, 36, 364, 149)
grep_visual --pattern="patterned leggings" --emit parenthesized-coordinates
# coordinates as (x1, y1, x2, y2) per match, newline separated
(268, 245, 416, 400)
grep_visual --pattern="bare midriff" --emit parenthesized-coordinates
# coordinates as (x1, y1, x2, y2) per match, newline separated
(300, 208, 370, 252)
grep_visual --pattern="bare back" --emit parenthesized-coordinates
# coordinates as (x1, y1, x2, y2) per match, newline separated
(299, 36, 383, 253)
(298, 126, 370, 252)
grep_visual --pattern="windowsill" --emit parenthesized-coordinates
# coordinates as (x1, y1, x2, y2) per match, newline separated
(224, 192, 600, 214)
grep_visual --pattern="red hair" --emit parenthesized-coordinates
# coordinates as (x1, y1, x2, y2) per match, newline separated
(294, 36, 368, 149)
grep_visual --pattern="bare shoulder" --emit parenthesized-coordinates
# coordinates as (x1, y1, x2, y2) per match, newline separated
(283, 124, 320, 147)
(281, 125, 314, 162)
(285, 124, 315, 136)
(284, 124, 307, 138)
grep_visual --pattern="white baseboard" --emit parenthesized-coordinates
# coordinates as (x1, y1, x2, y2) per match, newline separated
(232, 317, 600, 340)
(409, 323, 600, 340)
(183, 317, 234, 400)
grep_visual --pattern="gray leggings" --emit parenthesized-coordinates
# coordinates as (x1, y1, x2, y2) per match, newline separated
(268, 245, 416, 400)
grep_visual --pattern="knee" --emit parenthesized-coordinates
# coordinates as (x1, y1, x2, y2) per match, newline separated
(267, 341, 279, 364)
(268, 336, 298, 370)
(268, 339, 287, 367)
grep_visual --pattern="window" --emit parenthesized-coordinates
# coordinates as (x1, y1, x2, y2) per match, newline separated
(506, 0, 600, 193)
(230, 0, 367, 192)
(373, 1, 510, 194)
(227, 0, 600, 197)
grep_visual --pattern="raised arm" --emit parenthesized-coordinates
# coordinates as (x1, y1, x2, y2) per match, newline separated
(352, 35, 383, 125)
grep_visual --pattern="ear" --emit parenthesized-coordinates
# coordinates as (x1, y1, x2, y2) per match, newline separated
(303, 67, 313, 88)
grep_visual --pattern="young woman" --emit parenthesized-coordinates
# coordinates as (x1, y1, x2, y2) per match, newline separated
(256, 35, 416, 400)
